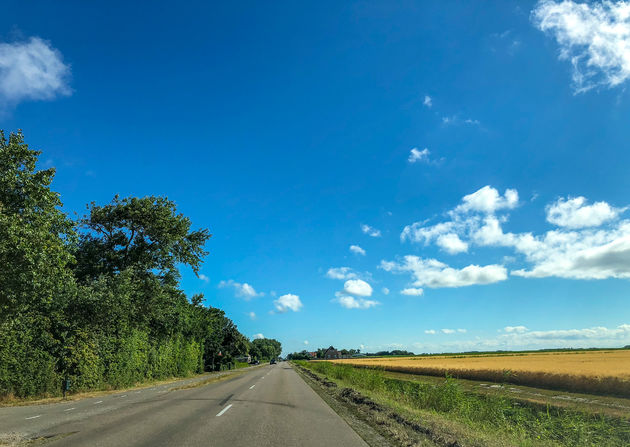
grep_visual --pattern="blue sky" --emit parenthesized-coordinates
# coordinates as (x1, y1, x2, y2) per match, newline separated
(2, 0, 630, 355)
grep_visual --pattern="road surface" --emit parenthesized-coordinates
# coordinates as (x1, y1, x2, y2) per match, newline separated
(0, 363, 368, 446)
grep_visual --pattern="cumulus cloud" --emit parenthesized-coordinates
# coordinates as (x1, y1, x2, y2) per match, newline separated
(381, 256, 508, 288)
(424, 329, 436, 334)
(441, 328, 455, 334)
(454, 186, 519, 215)
(326, 267, 357, 280)
(334, 293, 380, 309)
(254, 333, 265, 339)
(304, 340, 309, 345)
(400, 184, 630, 282)
(273, 294, 303, 313)
(343, 279, 373, 296)
(408, 147, 430, 163)
(218, 280, 264, 299)
(546, 196, 622, 228)
(350, 244, 366, 256)
(362, 224, 382, 237)
(436, 233, 469, 254)
(532, 0, 630, 92)
(0, 37, 71, 108)
(400, 287, 424, 296)
(423, 95, 432, 107)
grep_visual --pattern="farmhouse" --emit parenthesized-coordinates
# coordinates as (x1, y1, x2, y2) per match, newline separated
(324, 347, 341, 359)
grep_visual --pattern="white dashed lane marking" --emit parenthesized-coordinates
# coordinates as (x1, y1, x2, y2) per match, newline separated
(249, 385, 255, 389)
(25, 415, 42, 420)
(216, 404, 233, 417)
(94, 401, 103, 404)
(63, 407, 76, 412)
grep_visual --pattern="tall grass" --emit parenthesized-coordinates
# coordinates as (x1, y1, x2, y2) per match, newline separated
(361, 365, 630, 398)
(298, 361, 630, 447)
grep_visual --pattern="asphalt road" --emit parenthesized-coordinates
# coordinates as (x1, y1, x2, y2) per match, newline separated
(0, 363, 368, 446)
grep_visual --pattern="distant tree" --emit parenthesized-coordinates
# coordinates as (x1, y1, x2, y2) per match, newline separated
(250, 338, 282, 361)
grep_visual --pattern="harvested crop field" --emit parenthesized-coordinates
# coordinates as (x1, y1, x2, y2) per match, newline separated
(331, 350, 630, 397)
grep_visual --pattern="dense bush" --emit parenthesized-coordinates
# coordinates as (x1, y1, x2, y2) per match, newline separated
(0, 131, 261, 399)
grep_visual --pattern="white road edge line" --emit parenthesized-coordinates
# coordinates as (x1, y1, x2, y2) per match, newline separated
(25, 415, 42, 420)
(249, 385, 255, 389)
(63, 407, 76, 412)
(216, 404, 233, 417)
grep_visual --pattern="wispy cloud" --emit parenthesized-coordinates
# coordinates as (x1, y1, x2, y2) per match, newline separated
(248, 311, 257, 320)
(408, 147, 430, 163)
(326, 267, 357, 280)
(423, 95, 432, 107)
(199, 274, 210, 283)
(361, 224, 382, 237)
(532, 0, 630, 92)
(349, 244, 366, 256)
(334, 292, 380, 309)
(0, 37, 71, 109)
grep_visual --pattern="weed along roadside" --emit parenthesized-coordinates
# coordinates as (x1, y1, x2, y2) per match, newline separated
(293, 361, 630, 447)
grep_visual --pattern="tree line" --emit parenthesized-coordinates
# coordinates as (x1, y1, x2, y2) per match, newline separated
(0, 131, 280, 399)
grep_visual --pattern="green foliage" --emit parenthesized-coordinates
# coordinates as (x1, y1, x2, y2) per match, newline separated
(249, 338, 282, 361)
(0, 130, 254, 400)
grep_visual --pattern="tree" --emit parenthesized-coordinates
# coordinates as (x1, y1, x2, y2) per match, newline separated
(0, 130, 78, 396)
(75, 195, 210, 283)
(250, 338, 282, 361)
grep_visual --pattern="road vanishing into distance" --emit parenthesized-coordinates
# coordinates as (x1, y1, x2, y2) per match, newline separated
(0, 363, 368, 446)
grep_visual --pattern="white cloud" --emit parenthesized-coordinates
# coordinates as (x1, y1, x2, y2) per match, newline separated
(362, 224, 382, 237)
(381, 256, 508, 288)
(454, 186, 519, 215)
(254, 333, 265, 339)
(401, 185, 630, 282)
(532, 0, 630, 92)
(424, 329, 436, 334)
(326, 267, 357, 280)
(423, 95, 432, 107)
(218, 280, 264, 300)
(408, 147, 430, 163)
(334, 293, 380, 309)
(504, 325, 528, 333)
(248, 311, 257, 320)
(457, 328, 467, 333)
(546, 196, 622, 228)
(304, 340, 309, 345)
(382, 287, 390, 295)
(349, 244, 366, 256)
(441, 328, 456, 334)
(412, 323, 630, 353)
(199, 274, 210, 283)
(400, 287, 424, 296)
(0, 37, 71, 107)
(343, 279, 373, 296)
(273, 294, 303, 313)
(436, 233, 469, 254)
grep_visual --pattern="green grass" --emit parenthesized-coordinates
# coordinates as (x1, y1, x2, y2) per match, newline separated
(296, 361, 630, 447)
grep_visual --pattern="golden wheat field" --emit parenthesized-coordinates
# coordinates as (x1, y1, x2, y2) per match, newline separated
(331, 350, 630, 396)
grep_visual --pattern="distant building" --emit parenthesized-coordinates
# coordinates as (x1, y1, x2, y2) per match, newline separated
(236, 355, 251, 363)
(308, 352, 317, 359)
(324, 347, 341, 360)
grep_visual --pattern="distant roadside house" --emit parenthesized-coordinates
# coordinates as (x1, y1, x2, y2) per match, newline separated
(308, 352, 317, 359)
(324, 347, 341, 360)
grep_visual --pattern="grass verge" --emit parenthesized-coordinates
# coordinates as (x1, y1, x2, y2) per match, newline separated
(296, 361, 630, 447)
